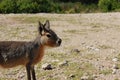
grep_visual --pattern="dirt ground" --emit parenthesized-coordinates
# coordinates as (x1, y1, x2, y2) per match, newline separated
(0, 13, 120, 80)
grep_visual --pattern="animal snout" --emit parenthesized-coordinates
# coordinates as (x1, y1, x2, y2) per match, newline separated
(57, 38, 62, 46)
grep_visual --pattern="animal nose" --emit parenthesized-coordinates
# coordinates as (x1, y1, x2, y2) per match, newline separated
(57, 38, 62, 45)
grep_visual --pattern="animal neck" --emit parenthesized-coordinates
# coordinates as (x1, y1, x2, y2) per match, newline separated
(33, 35, 45, 51)
(31, 36, 45, 64)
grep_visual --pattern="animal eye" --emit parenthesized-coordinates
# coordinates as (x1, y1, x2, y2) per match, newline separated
(47, 34, 51, 38)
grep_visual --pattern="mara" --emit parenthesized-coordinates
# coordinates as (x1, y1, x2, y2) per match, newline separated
(0, 20, 62, 80)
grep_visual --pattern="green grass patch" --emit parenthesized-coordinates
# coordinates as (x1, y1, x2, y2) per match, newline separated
(99, 69, 112, 75)
(63, 62, 84, 80)
(89, 28, 103, 32)
(99, 45, 112, 49)
(46, 52, 66, 61)
(116, 54, 120, 60)
(83, 53, 98, 60)
(114, 78, 119, 80)
(63, 62, 96, 80)
(63, 29, 87, 35)
(63, 30, 79, 33)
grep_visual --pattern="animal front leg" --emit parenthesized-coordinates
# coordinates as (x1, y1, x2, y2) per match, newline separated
(31, 66, 36, 80)
(26, 64, 31, 80)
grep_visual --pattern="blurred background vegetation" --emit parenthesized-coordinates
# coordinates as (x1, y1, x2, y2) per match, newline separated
(0, 0, 120, 13)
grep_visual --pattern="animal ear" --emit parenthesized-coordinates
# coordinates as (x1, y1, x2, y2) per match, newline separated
(38, 21, 43, 35)
(44, 20, 50, 30)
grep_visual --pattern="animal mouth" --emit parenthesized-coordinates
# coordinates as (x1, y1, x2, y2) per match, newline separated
(56, 42, 62, 47)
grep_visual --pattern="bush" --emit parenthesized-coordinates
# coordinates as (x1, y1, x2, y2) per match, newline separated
(0, 0, 17, 13)
(0, 0, 101, 13)
(17, 0, 39, 13)
(0, 0, 60, 13)
(38, 0, 58, 13)
(59, 2, 98, 13)
(98, 0, 119, 12)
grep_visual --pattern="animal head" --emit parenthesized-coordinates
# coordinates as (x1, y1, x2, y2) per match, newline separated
(38, 20, 62, 47)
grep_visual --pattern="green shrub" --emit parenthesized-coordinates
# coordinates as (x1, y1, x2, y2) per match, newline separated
(59, 2, 74, 13)
(0, 0, 17, 13)
(59, 2, 98, 13)
(0, 0, 101, 13)
(17, 0, 39, 13)
(98, 0, 119, 12)
(38, 0, 58, 13)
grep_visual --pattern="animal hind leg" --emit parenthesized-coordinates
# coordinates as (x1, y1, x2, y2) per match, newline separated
(31, 66, 36, 80)
(26, 64, 31, 80)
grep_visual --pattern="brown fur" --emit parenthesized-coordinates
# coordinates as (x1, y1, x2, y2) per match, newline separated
(0, 20, 62, 80)
(0, 41, 29, 68)
(32, 45, 44, 65)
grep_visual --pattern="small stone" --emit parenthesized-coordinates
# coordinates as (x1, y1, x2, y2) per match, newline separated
(41, 63, 53, 70)
(112, 64, 119, 69)
(86, 46, 99, 51)
(92, 74, 98, 78)
(58, 60, 68, 67)
(69, 74, 75, 78)
(81, 42, 85, 45)
(94, 48, 100, 51)
(111, 49, 116, 53)
(112, 58, 118, 62)
(81, 76, 89, 80)
(71, 49, 80, 53)
(112, 69, 117, 74)
(51, 59, 59, 62)
(98, 65, 104, 70)
(18, 73, 25, 79)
